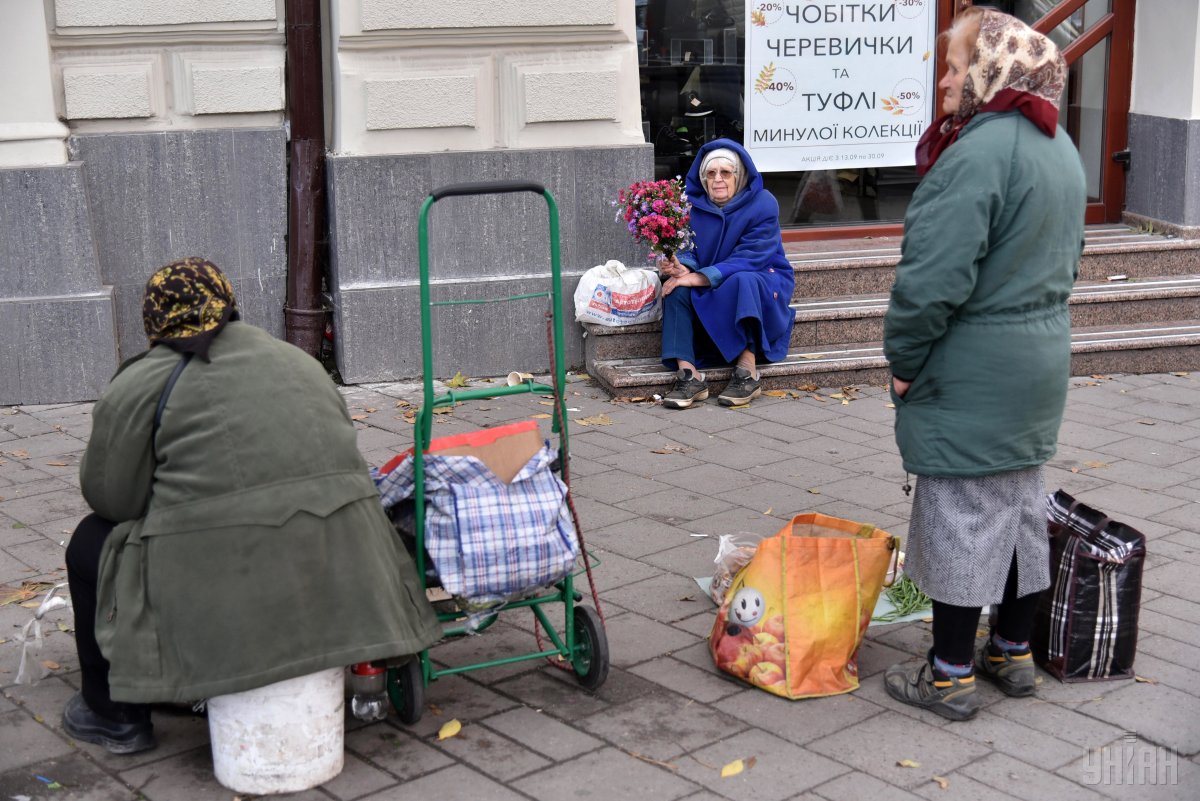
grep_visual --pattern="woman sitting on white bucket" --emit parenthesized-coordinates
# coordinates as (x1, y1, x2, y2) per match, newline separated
(62, 259, 441, 754)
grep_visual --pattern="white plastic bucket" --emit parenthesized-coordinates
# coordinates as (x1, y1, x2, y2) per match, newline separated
(207, 668, 345, 794)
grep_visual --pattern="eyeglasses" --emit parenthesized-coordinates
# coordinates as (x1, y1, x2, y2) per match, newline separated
(705, 168, 736, 180)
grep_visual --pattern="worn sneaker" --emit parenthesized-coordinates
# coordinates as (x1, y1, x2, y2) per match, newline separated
(62, 693, 157, 755)
(884, 660, 981, 721)
(663, 368, 709, 409)
(718, 367, 762, 406)
(976, 639, 1037, 697)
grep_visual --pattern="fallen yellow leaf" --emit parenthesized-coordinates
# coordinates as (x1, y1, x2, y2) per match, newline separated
(539, 401, 555, 406)
(532, 413, 552, 419)
(8, 450, 29, 459)
(351, 414, 368, 421)
(932, 775, 949, 789)
(763, 507, 773, 515)
(1171, 371, 1189, 377)
(830, 393, 845, 399)
(799, 353, 821, 360)
(576, 414, 612, 426)
(1084, 461, 1109, 469)
(763, 390, 788, 398)
(1134, 675, 1158, 684)
(445, 372, 470, 388)
(885, 403, 896, 409)
(431, 406, 454, 415)
(46, 461, 68, 467)
(720, 758, 744, 778)
(797, 383, 818, 392)
(42, 660, 60, 670)
(897, 759, 921, 768)
(438, 719, 462, 740)
(807, 489, 820, 494)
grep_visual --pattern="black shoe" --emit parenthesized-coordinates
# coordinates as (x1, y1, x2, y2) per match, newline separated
(883, 658, 981, 722)
(682, 91, 714, 117)
(718, 367, 761, 406)
(663, 368, 709, 409)
(976, 637, 1037, 697)
(62, 693, 157, 755)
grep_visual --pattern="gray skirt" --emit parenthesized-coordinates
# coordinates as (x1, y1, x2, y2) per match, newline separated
(904, 466, 1050, 607)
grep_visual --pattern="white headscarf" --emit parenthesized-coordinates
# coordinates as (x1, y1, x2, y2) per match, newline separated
(699, 148, 747, 203)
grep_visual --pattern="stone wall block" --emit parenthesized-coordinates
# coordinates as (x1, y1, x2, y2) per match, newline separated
(176, 56, 285, 116)
(327, 153, 434, 288)
(333, 281, 583, 384)
(0, 164, 103, 297)
(63, 63, 155, 120)
(523, 70, 619, 123)
(359, 0, 617, 31)
(54, 0, 276, 28)
(1127, 114, 1200, 228)
(69, 128, 287, 360)
(427, 149, 578, 278)
(573, 144, 656, 269)
(0, 293, 118, 405)
(365, 76, 477, 130)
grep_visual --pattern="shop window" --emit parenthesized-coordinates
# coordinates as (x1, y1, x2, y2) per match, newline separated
(637, 0, 926, 229)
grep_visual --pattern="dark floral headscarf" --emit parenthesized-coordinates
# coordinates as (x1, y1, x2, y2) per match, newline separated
(142, 258, 240, 361)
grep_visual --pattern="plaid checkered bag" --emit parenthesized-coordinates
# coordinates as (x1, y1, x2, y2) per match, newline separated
(1032, 490, 1145, 682)
(372, 443, 578, 607)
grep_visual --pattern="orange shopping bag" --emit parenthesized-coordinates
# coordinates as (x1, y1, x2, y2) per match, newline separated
(709, 513, 899, 699)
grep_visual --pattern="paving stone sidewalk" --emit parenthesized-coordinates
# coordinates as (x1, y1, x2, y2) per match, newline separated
(2, 372, 1198, 800)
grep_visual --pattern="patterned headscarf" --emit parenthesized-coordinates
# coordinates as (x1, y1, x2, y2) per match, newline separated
(956, 9, 1066, 122)
(916, 9, 1066, 175)
(142, 258, 240, 361)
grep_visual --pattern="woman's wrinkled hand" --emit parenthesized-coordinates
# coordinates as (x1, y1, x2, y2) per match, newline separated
(892, 377, 911, 398)
(658, 254, 687, 279)
(662, 271, 711, 296)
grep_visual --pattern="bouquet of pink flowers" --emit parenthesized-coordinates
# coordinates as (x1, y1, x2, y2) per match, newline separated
(614, 177, 694, 262)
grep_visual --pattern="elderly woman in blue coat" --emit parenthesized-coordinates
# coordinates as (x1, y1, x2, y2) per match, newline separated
(658, 139, 794, 408)
(882, 8, 1086, 721)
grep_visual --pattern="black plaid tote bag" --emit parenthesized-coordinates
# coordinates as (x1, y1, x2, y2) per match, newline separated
(1032, 490, 1146, 682)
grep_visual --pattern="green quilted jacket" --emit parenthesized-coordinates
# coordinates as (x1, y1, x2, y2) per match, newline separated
(83, 323, 440, 703)
(884, 112, 1087, 477)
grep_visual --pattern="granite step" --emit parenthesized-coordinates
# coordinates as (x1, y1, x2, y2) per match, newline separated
(589, 320, 1200, 399)
(583, 275, 1200, 363)
(785, 225, 1200, 299)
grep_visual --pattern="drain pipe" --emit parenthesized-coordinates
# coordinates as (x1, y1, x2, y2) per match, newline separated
(283, 0, 327, 358)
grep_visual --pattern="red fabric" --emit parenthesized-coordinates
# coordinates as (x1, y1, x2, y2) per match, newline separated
(915, 89, 1059, 176)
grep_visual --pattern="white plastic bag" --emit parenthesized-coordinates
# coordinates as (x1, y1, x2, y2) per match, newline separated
(15, 582, 70, 686)
(573, 260, 662, 326)
(710, 533, 758, 605)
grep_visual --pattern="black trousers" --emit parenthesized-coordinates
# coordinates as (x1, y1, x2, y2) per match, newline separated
(66, 513, 150, 723)
(931, 554, 1042, 666)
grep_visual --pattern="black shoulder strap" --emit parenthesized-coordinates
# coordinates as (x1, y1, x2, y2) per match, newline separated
(153, 353, 193, 439)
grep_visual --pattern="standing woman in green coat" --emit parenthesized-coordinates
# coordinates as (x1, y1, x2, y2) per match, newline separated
(62, 259, 441, 754)
(881, 8, 1086, 721)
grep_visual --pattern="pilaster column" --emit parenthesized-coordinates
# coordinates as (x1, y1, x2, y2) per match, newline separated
(0, 1, 70, 167)
(1125, 0, 1200, 236)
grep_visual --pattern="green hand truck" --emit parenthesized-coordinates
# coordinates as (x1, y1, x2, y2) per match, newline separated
(385, 181, 609, 724)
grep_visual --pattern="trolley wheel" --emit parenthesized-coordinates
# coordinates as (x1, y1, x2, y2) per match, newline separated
(571, 605, 609, 690)
(386, 657, 424, 725)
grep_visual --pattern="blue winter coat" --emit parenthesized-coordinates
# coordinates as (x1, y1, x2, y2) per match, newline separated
(677, 139, 795, 363)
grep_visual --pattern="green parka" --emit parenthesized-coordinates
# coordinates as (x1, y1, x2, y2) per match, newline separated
(884, 112, 1087, 477)
(82, 323, 441, 703)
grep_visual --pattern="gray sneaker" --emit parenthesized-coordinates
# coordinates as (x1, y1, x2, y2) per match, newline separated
(718, 367, 761, 406)
(975, 639, 1037, 697)
(884, 660, 981, 721)
(663, 369, 709, 409)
